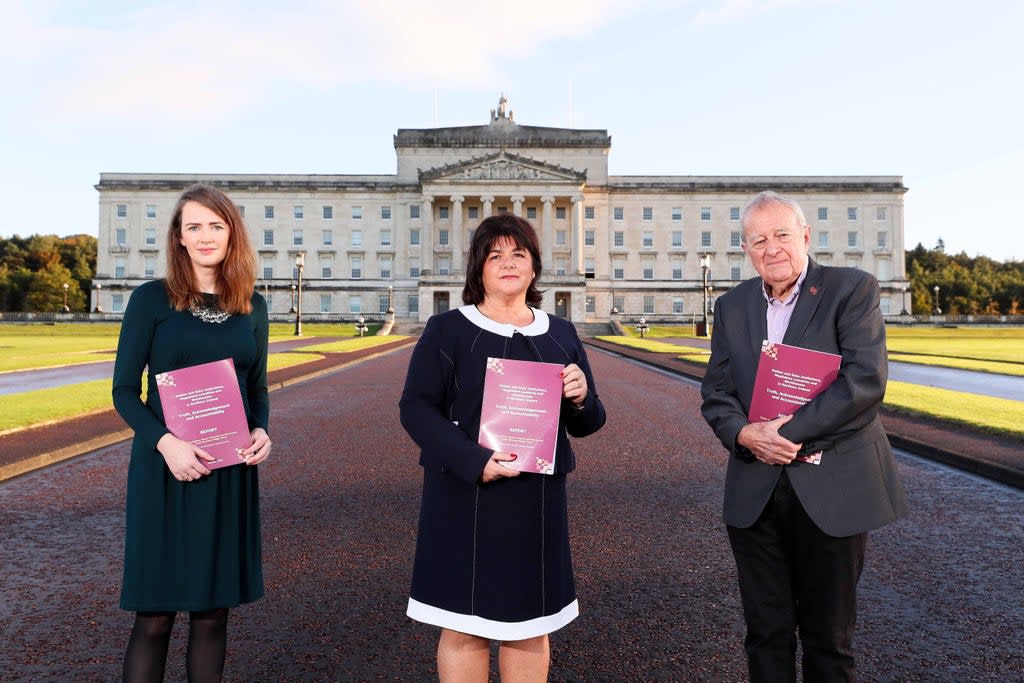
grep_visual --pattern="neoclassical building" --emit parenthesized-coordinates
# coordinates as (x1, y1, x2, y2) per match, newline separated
(94, 97, 909, 322)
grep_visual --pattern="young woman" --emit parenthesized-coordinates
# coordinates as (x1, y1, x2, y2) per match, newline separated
(112, 184, 271, 682)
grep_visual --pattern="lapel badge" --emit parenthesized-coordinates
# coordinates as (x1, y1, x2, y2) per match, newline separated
(809, 286, 818, 295)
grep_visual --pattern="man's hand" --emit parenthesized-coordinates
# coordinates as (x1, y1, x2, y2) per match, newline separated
(737, 414, 802, 465)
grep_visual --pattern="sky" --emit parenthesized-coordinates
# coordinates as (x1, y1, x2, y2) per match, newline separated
(1, 0, 1020, 262)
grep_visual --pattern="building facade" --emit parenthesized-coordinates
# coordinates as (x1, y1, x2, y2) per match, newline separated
(94, 98, 910, 322)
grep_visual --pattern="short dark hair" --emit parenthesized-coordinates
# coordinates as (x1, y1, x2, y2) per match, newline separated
(462, 214, 544, 307)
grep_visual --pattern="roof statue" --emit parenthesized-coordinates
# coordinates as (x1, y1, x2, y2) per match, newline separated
(490, 93, 515, 123)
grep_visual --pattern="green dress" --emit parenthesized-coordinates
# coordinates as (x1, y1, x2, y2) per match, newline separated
(112, 279, 269, 612)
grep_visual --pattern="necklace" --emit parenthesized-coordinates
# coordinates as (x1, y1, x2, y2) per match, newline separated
(189, 298, 231, 324)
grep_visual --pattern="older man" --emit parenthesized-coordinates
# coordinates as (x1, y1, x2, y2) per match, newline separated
(700, 191, 906, 682)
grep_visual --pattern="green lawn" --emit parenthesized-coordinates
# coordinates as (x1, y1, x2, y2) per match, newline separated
(0, 323, 120, 372)
(885, 381, 1024, 438)
(269, 322, 383, 340)
(297, 335, 408, 353)
(885, 326, 1024, 374)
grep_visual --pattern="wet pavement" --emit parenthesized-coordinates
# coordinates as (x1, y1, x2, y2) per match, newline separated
(1, 348, 1021, 681)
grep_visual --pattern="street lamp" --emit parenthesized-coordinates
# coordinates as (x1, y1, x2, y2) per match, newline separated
(387, 284, 394, 318)
(355, 315, 368, 337)
(289, 284, 296, 314)
(900, 286, 909, 316)
(635, 316, 649, 338)
(62, 283, 70, 313)
(932, 285, 941, 315)
(294, 252, 305, 336)
(698, 254, 711, 337)
(93, 283, 103, 313)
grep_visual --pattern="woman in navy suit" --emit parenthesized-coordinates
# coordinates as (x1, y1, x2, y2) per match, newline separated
(400, 213, 606, 681)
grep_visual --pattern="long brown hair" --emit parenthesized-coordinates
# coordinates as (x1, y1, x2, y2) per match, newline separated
(164, 184, 257, 314)
(463, 213, 544, 307)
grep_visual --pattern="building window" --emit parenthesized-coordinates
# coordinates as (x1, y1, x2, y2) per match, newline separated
(673, 298, 684, 314)
(585, 206, 595, 220)
(323, 206, 333, 220)
(585, 258, 595, 276)
(349, 296, 362, 314)
(701, 231, 712, 248)
(818, 207, 828, 221)
(437, 257, 450, 276)
(144, 256, 155, 278)
(586, 296, 595, 314)
(380, 257, 392, 279)
(115, 228, 127, 246)
(322, 229, 333, 246)
(498, 206, 509, 215)
(848, 231, 859, 248)
(642, 231, 654, 248)
(671, 231, 683, 248)
(671, 207, 682, 221)
(350, 256, 363, 279)
(731, 266, 742, 280)
(876, 206, 888, 221)
(409, 228, 420, 246)
(818, 231, 829, 248)
(320, 295, 331, 314)
(381, 206, 392, 220)
(555, 207, 566, 220)
(238, 206, 245, 217)
(613, 231, 624, 248)
(613, 207, 624, 221)
(410, 204, 421, 219)
(380, 229, 392, 247)
(877, 231, 888, 248)
(642, 259, 654, 280)
(555, 230, 567, 247)
(438, 206, 449, 220)
(352, 206, 363, 220)
(613, 258, 624, 280)
(262, 257, 273, 280)
(375, 295, 387, 314)
(643, 295, 655, 314)
(730, 231, 742, 248)
(730, 207, 740, 221)
(584, 230, 595, 246)
(409, 258, 420, 278)
(613, 295, 625, 313)
(264, 205, 274, 219)
(672, 258, 683, 280)
(294, 206, 304, 220)
(700, 207, 712, 221)
(144, 228, 156, 246)
(847, 207, 858, 221)
(145, 205, 156, 219)
(116, 204, 127, 218)
(555, 258, 568, 276)
(351, 230, 362, 247)
(112, 293, 125, 312)
(321, 258, 333, 279)
(263, 229, 273, 246)
(523, 206, 535, 219)
(114, 257, 126, 279)
(408, 295, 419, 314)
(642, 207, 653, 221)
(439, 229, 449, 246)
(293, 229, 303, 246)
(468, 206, 479, 219)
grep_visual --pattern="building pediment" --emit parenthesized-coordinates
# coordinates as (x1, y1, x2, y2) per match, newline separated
(420, 151, 587, 183)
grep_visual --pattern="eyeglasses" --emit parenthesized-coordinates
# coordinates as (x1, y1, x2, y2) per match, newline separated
(746, 229, 799, 253)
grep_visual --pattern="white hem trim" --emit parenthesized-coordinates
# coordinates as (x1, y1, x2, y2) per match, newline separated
(459, 304, 550, 337)
(407, 597, 578, 640)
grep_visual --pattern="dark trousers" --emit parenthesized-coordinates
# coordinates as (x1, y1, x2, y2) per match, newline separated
(727, 471, 867, 683)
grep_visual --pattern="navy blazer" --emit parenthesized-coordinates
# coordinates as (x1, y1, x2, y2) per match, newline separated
(400, 306, 606, 485)
(701, 258, 907, 537)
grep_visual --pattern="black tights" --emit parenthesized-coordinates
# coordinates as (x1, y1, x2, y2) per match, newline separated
(122, 608, 229, 683)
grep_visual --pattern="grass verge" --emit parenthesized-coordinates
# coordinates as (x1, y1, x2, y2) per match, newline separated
(884, 381, 1024, 439)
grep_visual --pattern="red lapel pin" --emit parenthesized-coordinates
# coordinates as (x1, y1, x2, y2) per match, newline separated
(809, 286, 818, 295)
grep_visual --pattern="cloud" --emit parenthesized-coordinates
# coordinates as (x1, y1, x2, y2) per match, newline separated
(6, 0, 658, 128)
(692, 0, 838, 24)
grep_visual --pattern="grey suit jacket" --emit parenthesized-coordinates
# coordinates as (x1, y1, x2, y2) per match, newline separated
(700, 258, 907, 537)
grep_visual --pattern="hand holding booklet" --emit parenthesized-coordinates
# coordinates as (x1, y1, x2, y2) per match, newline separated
(155, 358, 252, 470)
(748, 341, 841, 465)
(478, 357, 564, 475)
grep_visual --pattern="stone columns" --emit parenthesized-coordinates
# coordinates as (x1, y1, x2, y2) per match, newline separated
(541, 195, 555, 275)
(450, 195, 464, 274)
(511, 195, 525, 217)
(421, 195, 434, 273)
(481, 195, 494, 218)
(571, 193, 585, 274)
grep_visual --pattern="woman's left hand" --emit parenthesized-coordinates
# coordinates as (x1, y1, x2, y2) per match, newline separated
(561, 363, 588, 407)
(243, 427, 271, 465)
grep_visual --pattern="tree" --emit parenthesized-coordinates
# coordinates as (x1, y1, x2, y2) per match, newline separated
(0, 234, 97, 312)
(25, 261, 86, 312)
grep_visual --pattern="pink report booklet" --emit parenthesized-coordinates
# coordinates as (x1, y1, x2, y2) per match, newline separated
(748, 341, 842, 465)
(478, 357, 565, 475)
(155, 358, 252, 470)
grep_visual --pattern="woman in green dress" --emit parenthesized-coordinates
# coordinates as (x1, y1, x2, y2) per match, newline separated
(112, 184, 271, 682)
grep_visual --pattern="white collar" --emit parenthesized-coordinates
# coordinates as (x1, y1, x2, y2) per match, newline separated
(459, 304, 550, 337)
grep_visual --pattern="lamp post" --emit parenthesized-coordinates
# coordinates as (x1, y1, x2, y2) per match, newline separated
(355, 315, 368, 337)
(900, 285, 909, 316)
(635, 316, 649, 338)
(289, 284, 296, 313)
(93, 283, 103, 313)
(387, 284, 394, 319)
(61, 283, 70, 313)
(698, 254, 711, 337)
(294, 252, 305, 336)
(932, 285, 941, 315)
